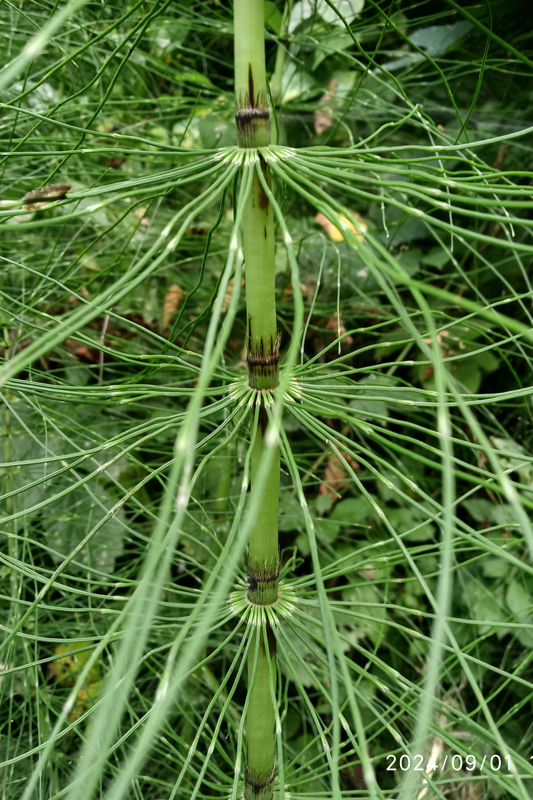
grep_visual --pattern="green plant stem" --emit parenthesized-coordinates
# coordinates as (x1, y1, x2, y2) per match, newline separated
(248, 411, 280, 599)
(234, 0, 270, 149)
(242, 167, 278, 371)
(234, 0, 277, 363)
(245, 627, 277, 800)
(244, 415, 279, 795)
(235, 1, 279, 796)
(270, 0, 290, 103)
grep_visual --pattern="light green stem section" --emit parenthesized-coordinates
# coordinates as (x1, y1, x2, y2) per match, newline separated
(248, 412, 280, 599)
(234, 0, 267, 103)
(245, 628, 276, 800)
(234, 1, 279, 797)
(234, 0, 270, 148)
(242, 167, 277, 363)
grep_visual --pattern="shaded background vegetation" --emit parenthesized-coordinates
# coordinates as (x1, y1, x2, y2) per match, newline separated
(1, 1, 533, 798)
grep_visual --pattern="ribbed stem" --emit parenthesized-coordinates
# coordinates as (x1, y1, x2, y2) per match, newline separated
(248, 407, 280, 605)
(234, 0, 270, 148)
(243, 165, 278, 378)
(235, 1, 279, 797)
(245, 627, 276, 800)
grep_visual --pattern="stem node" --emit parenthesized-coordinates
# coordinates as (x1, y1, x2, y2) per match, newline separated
(248, 330, 281, 390)
(247, 553, 279, 605)
(245, 761, 276, 800)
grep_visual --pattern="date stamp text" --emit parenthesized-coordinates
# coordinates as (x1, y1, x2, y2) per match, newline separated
(386, 754, 514, 772)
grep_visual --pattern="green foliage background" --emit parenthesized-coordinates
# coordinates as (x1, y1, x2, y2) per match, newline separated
(1, 1, 533, 798)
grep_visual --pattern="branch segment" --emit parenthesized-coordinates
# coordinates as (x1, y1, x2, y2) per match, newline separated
(234, 0, 270, 148)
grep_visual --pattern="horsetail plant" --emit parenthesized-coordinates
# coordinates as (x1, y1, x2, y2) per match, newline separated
(2, 2, 533, 800)
(235, 1, 281, 794)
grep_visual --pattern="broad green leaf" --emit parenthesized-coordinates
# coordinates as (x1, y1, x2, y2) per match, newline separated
(330, 495, 373, 525)
(289, 0, 364, 32)
(387, 506, 435, 542)
(264, 0, 283, 34)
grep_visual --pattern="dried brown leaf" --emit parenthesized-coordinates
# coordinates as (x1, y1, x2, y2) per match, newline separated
(314, 77, 338, 135)
(315, 210, 367, 243)
(319, 451, 359, 502)
(325, 311, 353, 345)
(162, 284, 184, 332)
(23, 184, 71, 210)
(221, 277, 245, 313)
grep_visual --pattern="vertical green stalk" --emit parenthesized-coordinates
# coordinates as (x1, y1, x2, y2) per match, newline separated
(234, 2, 279, 798)
(242, 168, 278, 380)
(245, 624, 277, 800)
(270, 0, 292, 143)
(234, 0, 270, 150)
